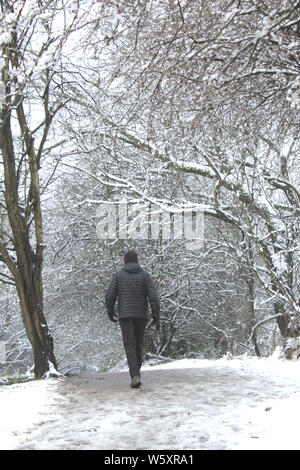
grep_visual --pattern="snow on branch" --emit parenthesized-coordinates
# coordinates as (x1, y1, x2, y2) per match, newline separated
(248, 314, 285, 345)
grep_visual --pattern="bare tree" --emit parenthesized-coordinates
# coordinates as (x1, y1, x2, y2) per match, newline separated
(65, 0, 299, 357)
(0, 0, 86, 377)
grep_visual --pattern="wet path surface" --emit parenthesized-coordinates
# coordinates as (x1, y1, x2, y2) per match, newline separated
(9, 363, 300, 450)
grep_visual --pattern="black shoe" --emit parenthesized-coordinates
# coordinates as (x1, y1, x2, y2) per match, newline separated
(131, 375, 142, 388)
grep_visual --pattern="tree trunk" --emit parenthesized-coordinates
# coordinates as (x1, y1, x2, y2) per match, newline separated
(1, 66, 58, 378)
(245, 241, 261, 357)
(274, 300, 300, 359)
(0, 236, 57, 377)
(15, 270, 57, 378)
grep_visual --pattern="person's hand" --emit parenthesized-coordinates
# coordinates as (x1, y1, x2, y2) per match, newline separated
(109, 314, 118, 323)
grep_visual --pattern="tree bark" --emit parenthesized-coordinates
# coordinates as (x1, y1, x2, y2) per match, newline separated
(1, 58, 57, 378)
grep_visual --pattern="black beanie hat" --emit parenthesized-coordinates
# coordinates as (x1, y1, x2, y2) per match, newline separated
(124, 250, 138, 264)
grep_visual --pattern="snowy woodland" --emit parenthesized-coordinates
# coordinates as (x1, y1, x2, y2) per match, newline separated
(0, 0, 300, 378)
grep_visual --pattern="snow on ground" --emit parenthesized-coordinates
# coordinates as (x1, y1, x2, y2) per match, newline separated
(0, 378, 58, 450)
(1, 353, 300, 450)
(145, 354, 300, 450)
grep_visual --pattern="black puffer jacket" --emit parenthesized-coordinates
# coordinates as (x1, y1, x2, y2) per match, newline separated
(105, 262, 160, 322)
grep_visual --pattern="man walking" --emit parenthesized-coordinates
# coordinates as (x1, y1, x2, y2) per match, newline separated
(105, 250, 160, 388)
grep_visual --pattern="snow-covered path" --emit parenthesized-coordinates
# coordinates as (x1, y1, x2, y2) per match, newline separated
(1, 356, 300, 450)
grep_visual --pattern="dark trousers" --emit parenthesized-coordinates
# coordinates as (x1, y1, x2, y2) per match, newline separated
(119, 318, 147, 378)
